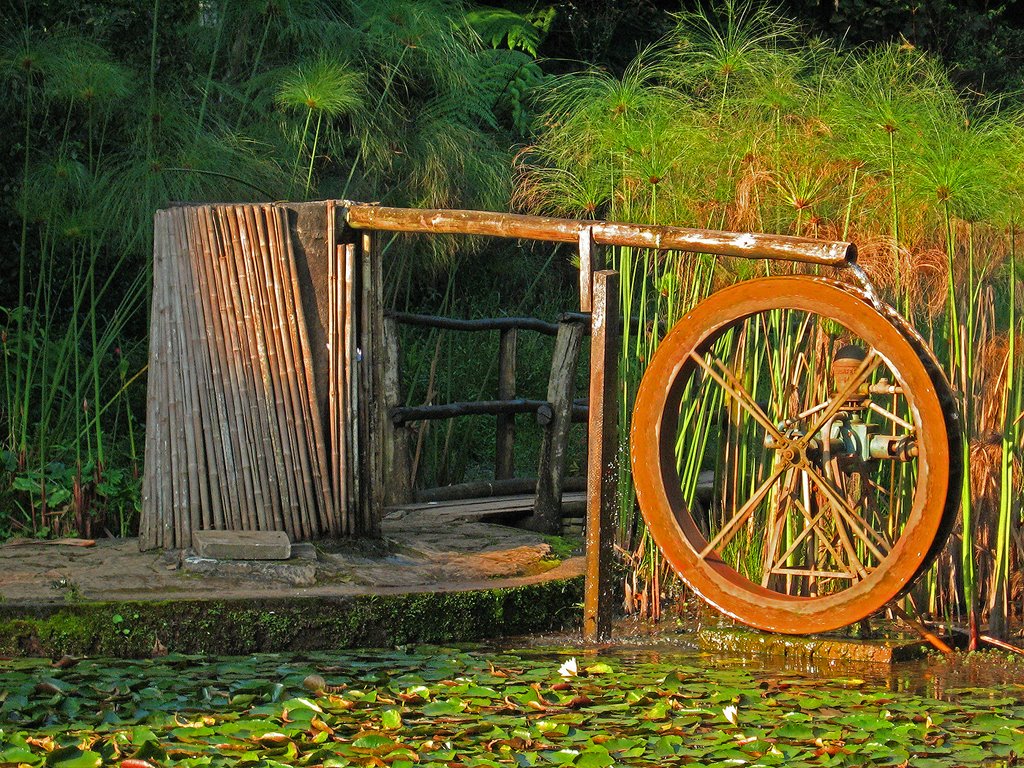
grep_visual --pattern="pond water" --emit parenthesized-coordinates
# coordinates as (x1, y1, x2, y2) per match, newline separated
(1, 638, 1023, 767)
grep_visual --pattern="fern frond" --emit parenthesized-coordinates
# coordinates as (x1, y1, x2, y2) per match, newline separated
(465, 6, 554, 57)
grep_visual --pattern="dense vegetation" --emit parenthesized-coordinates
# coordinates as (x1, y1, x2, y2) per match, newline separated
(0, 0, 549, 537)
(517, 2, 1024, 634)
(2, 0, 1024, 635)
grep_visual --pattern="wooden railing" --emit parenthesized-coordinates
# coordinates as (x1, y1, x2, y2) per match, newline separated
(382, 310, 590, 526)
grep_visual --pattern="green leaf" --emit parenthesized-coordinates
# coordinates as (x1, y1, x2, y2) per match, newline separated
(772, 722, 816, 740)
(542, 749, 579, 765)
(352, 734, 395, 750)
(574, 747, 613, 768)
(45, 747, 103, 768)
(281, 697, 322, 712)
(0, 747, 43, 767)
(382, 708, 402, 729)
(422, 698, 467, 716)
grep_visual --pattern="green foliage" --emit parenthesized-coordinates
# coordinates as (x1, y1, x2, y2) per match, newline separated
(518, 2, 1024, 627)
(1, 647, 1024, 766)
(466, 6, 555, 57)
(783, 0, 1024, 95)
(0, 0, 547, 539)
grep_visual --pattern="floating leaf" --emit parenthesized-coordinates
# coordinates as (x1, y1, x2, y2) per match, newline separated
(44, 747, 103, 768)
(0, 747, 42, 766)
(421, 698, 467, 716)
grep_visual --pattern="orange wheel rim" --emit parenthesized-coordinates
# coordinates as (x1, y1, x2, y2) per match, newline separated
(630, 277, 960, 634)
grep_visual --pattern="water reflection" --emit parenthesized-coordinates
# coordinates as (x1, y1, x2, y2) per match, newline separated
(500, 627, 1024, 703)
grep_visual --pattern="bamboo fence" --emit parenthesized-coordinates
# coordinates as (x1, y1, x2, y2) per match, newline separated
(140, 203, 367, 549)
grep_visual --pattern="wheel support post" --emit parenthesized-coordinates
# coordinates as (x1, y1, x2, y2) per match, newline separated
(584, 270, 620, 642)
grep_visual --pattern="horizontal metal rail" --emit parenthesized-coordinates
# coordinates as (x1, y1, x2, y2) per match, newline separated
(392, 398, 555, 425)
(345, 204, 856, 267)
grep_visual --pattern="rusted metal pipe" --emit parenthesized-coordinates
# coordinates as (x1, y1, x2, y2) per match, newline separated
(344, 204, 856, 267)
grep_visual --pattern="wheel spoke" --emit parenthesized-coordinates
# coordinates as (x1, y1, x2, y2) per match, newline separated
(766, 491, 856, 579)
(700, 460, 789, 559)
(689, 350, 784, 444)
(804, 463, 889, 564)
(867, 401, 915, 431)
(761, 469, 800, 586)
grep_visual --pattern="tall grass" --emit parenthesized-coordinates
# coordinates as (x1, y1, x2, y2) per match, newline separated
(516, 1, 1024, 633)
(0, 0, 545, 539)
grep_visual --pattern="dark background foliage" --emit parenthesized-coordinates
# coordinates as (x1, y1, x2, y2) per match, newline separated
(3, 0, 1023, 548)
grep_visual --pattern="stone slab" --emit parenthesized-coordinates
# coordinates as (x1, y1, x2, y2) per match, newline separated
(193, 530, 291, 561)
(183, 543, 317, 586)
(698, 626, 927, 665)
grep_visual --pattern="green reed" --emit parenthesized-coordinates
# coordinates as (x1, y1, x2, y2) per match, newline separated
(519, 1, 1024, 631)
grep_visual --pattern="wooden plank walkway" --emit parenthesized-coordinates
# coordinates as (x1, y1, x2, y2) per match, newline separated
(384, 492, 586, 524)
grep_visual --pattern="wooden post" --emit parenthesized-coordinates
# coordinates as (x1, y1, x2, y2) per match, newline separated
(584, 270, 620, 642)
(495, 327, 518, 480)
(383, 317, 413, 505)
(578, 226, 601, 312)
(360, 231, 386, 537)
(531, 319, 585, 533)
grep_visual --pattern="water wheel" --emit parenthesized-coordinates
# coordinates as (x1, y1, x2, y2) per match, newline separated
(630, 277, 962, 634)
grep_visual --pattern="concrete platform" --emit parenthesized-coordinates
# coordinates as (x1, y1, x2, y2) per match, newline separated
(0, 502, 584, 658)
(698, 626, 929, 664)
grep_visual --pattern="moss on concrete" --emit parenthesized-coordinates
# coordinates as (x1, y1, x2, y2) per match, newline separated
(0, 576, 583, 658)
(697, 626, 927, 664)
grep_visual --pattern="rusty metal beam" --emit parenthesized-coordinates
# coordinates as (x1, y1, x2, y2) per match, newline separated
(344, 204, 856, 267)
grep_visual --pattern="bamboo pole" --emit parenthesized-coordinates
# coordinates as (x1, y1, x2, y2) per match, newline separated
(340, 240, 349, 533)
(242, 204, 294, 534)
(267, 206, 321, 538)
(344, 241, 359, 534)
(206, 206, 260, 531)
(267, 203, 317, 534)
(195, 205, 248, 531)
(182, 207, 226, 531)
(140, 211, 167, 549)
(357, 236, 372, 533)
(362, 230, 386, 537)
(233, 205, 285, 531)
(168, 208, 206, 541)
(327, 201, 341, 533)
(158, 212, 177, 548)
(218, 206, 275, 532)
(165, 211, 190, 548)
(334, 236, 351, 534)
(139, 211, 158, 548)
(268, 208, 315, 537)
